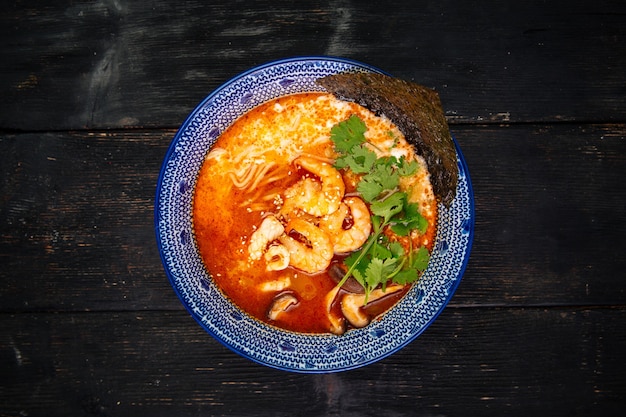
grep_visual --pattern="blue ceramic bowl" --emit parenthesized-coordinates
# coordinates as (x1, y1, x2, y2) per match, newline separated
(155, 57, 474, 372)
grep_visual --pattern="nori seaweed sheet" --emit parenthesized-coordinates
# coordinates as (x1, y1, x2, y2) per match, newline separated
(317, 72, 458, 207)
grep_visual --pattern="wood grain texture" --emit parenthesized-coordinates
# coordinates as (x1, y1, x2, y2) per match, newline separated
(1, 307, 624, 416)
(0, 130, 178, 312)
(2, 0, 626, 415)
(1, 124, 625, 312)
(2, 0, 626, 130)
(454, 123, 626, 307)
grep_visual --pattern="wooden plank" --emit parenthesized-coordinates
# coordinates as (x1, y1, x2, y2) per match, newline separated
(1, 307, 624, 416)
(1, 123, 625, 311)
(454, 123, 626, 306)
(0, 130, 181, 311)
(2, 1, 626, 130)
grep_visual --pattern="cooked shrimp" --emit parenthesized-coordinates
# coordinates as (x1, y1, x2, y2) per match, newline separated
(248, 215, 285, 261)
(258, 276, 291, 292)
(278, 218, 333, 274)
(320, 196, 372, 254)
(280, 177, 321, 218)
(282, 156, 345, 217)
(267, 293, 298, 321)
(264, 243, 290, 271)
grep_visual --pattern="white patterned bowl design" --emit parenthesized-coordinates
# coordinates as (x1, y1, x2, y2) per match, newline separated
(155, 57, 474, 372)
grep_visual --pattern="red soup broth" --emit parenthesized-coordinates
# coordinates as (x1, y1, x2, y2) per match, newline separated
(192, 93, 437, 334)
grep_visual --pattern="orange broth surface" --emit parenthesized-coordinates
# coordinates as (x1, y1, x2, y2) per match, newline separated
(192, 93, 437, 334)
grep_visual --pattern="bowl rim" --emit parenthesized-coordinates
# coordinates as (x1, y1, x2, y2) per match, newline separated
(154, 56, 474, 372)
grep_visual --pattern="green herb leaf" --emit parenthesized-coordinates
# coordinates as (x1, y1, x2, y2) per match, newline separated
(390, 200, 428, 236)
(370, 240, 393, 260)
(388, 241, 405, 258)
(370, 192, 405, 222)
(330, 114, 367, 153)
(411, 246, 431, 271)
(397, 156, 419, 176)
(357, 175, 384, 202)
(357, 161, 399, 203)
(393, 268, 418, 285)
(373, 160, 400, 191)
(364, 257, 398, 291)
(329, 115, 433, 302)
(346, 145, 377, 173)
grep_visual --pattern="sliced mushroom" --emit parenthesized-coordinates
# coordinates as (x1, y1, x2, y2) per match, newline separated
(341, 285, 404, 329)
(324, 285, 346, 335)
(328, 263, 364, 294)
(267, 293, 298, 321)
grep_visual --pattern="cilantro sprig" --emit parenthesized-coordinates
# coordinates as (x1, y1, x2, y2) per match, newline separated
(329, 115, 431, 302)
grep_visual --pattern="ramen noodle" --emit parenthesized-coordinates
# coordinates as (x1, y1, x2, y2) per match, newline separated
(193, 92, 437, 334)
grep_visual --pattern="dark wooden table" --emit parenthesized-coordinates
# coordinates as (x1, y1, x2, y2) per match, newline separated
(2, 1, 625, 415)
